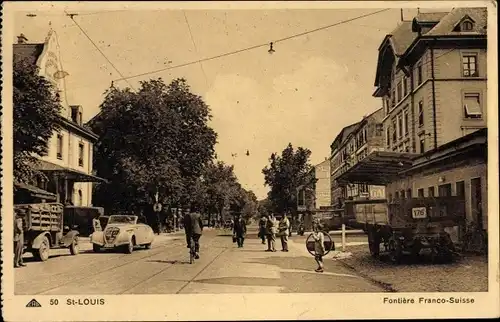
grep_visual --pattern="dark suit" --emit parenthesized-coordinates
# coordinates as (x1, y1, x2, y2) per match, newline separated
(184, 212, 203, 253)
(233, 218, 247, 247)
(14, 217, 24, 267)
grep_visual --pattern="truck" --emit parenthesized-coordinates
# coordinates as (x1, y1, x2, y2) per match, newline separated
(15, 203, 80, 262)
(346, 196, 465, 264)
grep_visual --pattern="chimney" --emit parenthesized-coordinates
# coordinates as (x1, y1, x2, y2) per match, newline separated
(17, 33, 28, 44)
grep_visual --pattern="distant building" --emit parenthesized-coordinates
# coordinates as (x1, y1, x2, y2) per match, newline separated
(330, 108, 386, 209)
(313, 158, 331, 208)
(13, 30, 106, 205)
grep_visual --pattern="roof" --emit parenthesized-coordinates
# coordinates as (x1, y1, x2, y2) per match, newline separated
(36, 160, 108, 183)
(336, 151, 417, 185)
(425, 7, 487, 36)
(388, 21, 416, 56)
(330, 121, 360, 153)
(14, 182, 58, 200)
(414, 11, 449, 23)
(13, 43, 44, 64)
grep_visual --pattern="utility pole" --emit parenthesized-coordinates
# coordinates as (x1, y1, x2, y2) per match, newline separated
(400, 9, 404, 22)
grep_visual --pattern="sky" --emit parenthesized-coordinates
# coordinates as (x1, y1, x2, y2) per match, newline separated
(13, 6, 428, 199)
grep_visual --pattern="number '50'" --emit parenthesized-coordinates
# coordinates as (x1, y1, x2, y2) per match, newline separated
(50, 299, 59, 305)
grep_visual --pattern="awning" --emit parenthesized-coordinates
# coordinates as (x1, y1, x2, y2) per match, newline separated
(36, 160, 108, 183)
(336, 151, 416, 186)
(14, 182, 57, 200)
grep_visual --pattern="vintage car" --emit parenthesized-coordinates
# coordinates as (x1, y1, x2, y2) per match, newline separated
(90, 215, 154, 253)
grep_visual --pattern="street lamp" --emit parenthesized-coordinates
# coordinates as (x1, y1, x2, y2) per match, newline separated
(268, 42, 275, 54)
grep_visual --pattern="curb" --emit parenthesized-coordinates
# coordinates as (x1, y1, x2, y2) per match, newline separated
(337, 259, 398, 293)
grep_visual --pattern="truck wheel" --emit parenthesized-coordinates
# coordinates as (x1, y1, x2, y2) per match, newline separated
(92, 244, 101, 253)
(33, 236, 50, 262)
(70, 237, 79, 255)
(388, 239, 402, 264)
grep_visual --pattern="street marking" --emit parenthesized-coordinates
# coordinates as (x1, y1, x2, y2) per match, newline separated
(279, 268, 360, 278)
(26, 299, 42, 307)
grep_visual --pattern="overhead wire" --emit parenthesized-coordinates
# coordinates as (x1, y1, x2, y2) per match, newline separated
(183, 10, 209, 88)
(113, 8, 393, 83)
(65, 12, 136, 90)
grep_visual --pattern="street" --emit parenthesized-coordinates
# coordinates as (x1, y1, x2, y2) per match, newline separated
(15, 227, 386, 295)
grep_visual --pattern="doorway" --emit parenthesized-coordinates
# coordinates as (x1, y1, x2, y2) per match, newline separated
(470, 177, 483, 230)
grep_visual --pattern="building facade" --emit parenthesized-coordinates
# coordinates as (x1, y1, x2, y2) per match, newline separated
(13, 30, 106, 206)
(373, 8, 487, 155)
(330, 108, 387, 209)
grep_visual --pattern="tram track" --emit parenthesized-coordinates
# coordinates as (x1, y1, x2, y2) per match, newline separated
(34, 241, 186, 295)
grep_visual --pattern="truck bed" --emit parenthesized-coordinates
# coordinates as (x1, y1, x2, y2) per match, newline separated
(15, 203, 63, 232)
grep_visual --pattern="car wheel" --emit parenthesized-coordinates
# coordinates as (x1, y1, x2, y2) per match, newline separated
(34, 236, 50, 262)
(70, 237, 79, 255)
(92, 244, 101, 252)
(124, 239, 134, 254)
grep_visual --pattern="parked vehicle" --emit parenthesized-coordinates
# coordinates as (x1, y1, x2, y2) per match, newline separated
(347, 197, 465, 264)
(90, 215, 155, 253)
(15, 203, 80, 262)
(64, 206, 105, 237)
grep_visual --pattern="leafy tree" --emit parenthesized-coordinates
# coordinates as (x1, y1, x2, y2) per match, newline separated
(89, 78, 217, 213)
(202, 161, 239, 222)
(13, 58, 62, 183)
(262, 143, 315, 215)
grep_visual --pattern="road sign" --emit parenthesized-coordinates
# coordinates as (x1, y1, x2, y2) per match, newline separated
(153, 203, 162, 212)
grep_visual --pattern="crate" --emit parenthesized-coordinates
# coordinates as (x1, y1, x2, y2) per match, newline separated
(15, 203, 63, 232)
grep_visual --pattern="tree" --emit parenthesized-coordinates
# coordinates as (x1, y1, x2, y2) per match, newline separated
(89, 78, 217, 213)
(202, 161, 239, 222)
(13, 58, 62, 183)
(262, 143, 316, 215)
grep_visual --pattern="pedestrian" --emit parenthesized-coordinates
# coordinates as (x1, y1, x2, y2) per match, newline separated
(258, 215, 268, 244)
(278, 213, 290, 252)
(265, 214, 277, 252)
(312, 222, 325, 273)
(183, 206, 204, 259)
(14, 210, 26, 268)
(233, 214, 247, 248)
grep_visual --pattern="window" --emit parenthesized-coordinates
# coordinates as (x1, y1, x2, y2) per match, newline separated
(403, 76, 408, 97)
(78, 190, 83, 206)
(386, 127, 391, 147)
(403, 109, 409, 135)
(388, 193, 393, 202)
(71, 106, 83, 126)
(462, 20, 473, 31)
(462, 54, 478, 77)
(428, 186, 435, 197)
(78, 143, 84, 167)
(407, 189, 412, 198)
(391, 90, 396, 107)
(392, 119, 397, 142)
(456, 181, 465, 198)
(396, 81, 402, 102)
(395, 191, 399, 199)
(417, 64, 423, 85)
(417, 188, 424, 197)
(419, 136, 425, 153)
(57, 134, 63, 159)
(397, 113, 403, 138)
(463, 93, 482, 119)
(438, 183, 452, 197)
(418, 101, 424, 127)
(400, 190, 406, 199)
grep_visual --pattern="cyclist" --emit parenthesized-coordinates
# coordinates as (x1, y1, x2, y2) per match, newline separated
(183, 206, 204, 259)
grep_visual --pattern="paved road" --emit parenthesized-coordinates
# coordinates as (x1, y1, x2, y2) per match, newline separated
(15, 228, 383, 294)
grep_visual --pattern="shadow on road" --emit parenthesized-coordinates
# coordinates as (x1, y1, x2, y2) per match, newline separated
(146, 259, 191, 265)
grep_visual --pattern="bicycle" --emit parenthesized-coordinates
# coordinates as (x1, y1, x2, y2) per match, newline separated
(462, 220, 487, 255)
(188, 235, 196, 264)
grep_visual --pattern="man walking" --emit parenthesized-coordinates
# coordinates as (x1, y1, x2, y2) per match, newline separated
(233, 214, 247, 248)
(14, 210, 26, 268)
(266, 214, 277, 252)
(183, 206, 204, 259)
(258, 215, 268, 244)
(278, 213, 290, 252)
